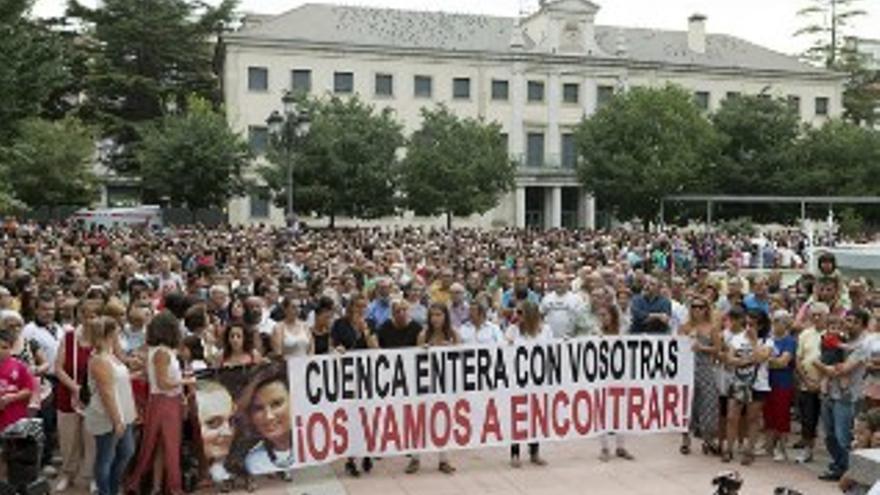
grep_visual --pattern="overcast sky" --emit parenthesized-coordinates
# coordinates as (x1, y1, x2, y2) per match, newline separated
(31, 0, 880, 56)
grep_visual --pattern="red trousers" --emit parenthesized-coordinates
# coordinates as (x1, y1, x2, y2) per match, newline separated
(125, 394, 183, 494)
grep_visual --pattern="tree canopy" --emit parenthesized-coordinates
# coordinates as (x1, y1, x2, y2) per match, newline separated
(68, 0, 236, 174)
(138, 96, 251, 209)
(0, 117, 97, 208)
(574, 85, 722, 223)
(260, 95, 404, 226)
(400, 106, 515, 228)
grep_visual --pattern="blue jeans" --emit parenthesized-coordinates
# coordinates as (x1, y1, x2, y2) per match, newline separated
(822, 398, 855, 476)
(93, 425, 135, 495)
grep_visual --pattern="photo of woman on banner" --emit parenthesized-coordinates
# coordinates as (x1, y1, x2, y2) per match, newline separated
(195, 380, 235, 491)
(237, 362, 295, 476)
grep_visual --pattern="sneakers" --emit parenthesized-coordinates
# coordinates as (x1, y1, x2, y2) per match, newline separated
(42, 465, 58, 477)
(89, 481, 98, 495)
(616, 448, 635, 461)
(54, 475, 70, 492)
(530, 454, 547, 466)
(773, 446, 789, 463)
(795, 448, 813, 464)
(438, 461, 456, 474)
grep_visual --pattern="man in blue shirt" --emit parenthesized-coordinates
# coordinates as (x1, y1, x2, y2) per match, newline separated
(744, 276, 771, 316)
(629, 276, 672, 334)
(366, 277, 393, 330)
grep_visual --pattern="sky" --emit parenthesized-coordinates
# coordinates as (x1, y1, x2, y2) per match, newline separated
(31, 0, 880, 56)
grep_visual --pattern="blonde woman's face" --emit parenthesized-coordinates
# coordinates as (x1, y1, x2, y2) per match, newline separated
(198, 388, 234, 461)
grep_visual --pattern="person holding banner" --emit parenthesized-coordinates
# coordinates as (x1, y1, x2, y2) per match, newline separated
(596, 303, 635, 463)
(411, 302, 460, 474)
(330, 293, 374, 477)
(505, 300, 551, 468)
(458, 295, 503, 345)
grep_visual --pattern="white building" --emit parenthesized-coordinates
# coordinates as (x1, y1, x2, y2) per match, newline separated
(222, 0, 845, 229)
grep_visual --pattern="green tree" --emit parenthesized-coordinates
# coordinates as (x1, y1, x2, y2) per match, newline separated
(0, 117, 97, 208)
(837, 45, 880, 126)
(68, 0, 235, 174)
(792, 120, 880, 196)
(574, 85, 721, 224)
(138, 96, 251, 209)
(795, 0, 866, 67)
(0, 1, 72, 144)
(711, 95, 801, 197)
(400, 106, 515, 229)
(260, 95, 404, 227)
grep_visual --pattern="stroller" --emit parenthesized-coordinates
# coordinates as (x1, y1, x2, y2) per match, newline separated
(0, 419, 49, 495)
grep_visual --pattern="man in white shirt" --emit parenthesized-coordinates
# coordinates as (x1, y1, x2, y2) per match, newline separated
(22, 294, 61, 372)
(458, 298, 503, 345)
(540, 272, 584, 339)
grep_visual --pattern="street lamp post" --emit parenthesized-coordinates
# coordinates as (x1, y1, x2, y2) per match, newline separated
(266, 90, 311, 222)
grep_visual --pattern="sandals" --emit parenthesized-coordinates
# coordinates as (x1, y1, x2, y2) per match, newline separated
(702, 441, 720, 456)
(405, 458, 420, 474)
(438, 462, 456, 474)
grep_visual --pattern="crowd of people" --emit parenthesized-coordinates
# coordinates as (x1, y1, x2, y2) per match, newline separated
(0, 219, 877, 495)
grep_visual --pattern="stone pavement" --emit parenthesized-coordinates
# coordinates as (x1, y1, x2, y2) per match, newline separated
(60, 434, 841, 495)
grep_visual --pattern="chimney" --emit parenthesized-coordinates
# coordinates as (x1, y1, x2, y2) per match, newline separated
(688, 14, 706, 54)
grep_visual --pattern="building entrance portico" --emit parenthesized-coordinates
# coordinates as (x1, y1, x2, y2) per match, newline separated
(515, 184, 595, 230)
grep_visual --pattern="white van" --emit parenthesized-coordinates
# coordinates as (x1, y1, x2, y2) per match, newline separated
(70, 205, 163, 230)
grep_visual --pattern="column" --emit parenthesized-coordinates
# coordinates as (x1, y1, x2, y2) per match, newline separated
(510, 62, 526, 164)
(550, 187, 562, 229)
(584, 192, 596, 230)
(515, 186, 526, 229)
(547, 70, 561, 167)
(582, 78, 597, 118)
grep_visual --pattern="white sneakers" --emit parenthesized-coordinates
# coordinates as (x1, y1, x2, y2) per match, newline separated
(773, 446, 789, 462)
(795, 448, 813, 464)
(54, 475, 70, 492)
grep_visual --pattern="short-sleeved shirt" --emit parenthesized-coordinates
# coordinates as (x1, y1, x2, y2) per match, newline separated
(375, 320, 422, 349)
(769, 334, 797, 390)
(743, 294, 770, 316)
(0, 356, 36, 432)
(829, 333, 870, 402)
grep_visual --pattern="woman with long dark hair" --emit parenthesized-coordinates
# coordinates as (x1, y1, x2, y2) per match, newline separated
(220, 324, 261, 367)
(407, 303, 459, 475)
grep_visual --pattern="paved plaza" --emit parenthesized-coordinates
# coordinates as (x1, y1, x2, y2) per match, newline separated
(69, 434, 836, 495)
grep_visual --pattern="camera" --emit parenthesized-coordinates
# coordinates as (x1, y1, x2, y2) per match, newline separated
(712, 471, 743, 495)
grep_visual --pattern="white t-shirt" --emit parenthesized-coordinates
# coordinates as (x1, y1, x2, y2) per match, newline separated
(21, 322, 61, 374)
(505, 323, 553, 344)
(540, 291, 583, 339)
(459, 321, 503, 345)
(728, 332, 773, 392)
(670, 300, 690, 334)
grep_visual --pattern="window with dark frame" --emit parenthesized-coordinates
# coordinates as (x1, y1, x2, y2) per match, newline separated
(694, 91, 710, 111)
(250, 189, 270, 219)
(596, 85, 615, 109)
(248, 67, 268, 91)
(248, 126, 268, 155)
(528, 81, 545, 102)
(815, 97, 829, 116)
(414, 75, 432, 98)
(491, 79, 509, 100)
(334, 72, 354, 94)
(563, 83, 580, 104)
(561, 133, 577, 168)
(453, 77, 471, 99)
(526, 132, 545, 167)
(291, 69, 311, 94)
(375, 73, 393, 97)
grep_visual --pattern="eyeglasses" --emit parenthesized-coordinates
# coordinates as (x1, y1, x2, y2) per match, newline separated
(692, 304, 708, 309)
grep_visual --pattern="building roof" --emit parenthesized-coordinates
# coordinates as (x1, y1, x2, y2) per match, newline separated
(229, 3, 834, 76)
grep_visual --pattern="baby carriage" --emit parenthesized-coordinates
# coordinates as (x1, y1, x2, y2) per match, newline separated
(0, 418, 49, 495)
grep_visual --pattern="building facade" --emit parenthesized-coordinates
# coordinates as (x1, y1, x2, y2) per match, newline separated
(222, 0, 845, 228)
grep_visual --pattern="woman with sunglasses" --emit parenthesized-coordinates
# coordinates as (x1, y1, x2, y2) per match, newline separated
(679, 296, 721, 456)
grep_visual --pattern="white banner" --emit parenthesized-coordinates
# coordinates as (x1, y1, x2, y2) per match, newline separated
(285, 335, 694, 467)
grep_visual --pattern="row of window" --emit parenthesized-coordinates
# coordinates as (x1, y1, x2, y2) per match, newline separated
(250, 67, 611, 105)
(249, 67, 831, 116)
